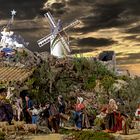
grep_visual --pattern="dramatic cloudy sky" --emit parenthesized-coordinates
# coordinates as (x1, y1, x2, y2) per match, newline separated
(0, 0, 140, 75)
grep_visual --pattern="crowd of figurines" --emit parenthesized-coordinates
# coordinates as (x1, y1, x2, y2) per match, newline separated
(0, 88, 140, 135)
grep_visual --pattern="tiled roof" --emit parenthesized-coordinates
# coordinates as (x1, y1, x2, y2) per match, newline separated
(0, 67, 33, 83)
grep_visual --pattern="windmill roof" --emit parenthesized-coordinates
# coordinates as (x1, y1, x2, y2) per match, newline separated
(0, 66, 33, 84)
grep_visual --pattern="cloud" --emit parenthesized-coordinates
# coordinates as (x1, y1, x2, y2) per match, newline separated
(117, 52, 140, 63)
(123, 35, 138, 40)
(72, 0, 140, 33)
(117, 52, 140, 59)
(126, 25, 140, 33)
(0, 0, 140, 26)
(122, 35, 140, 43)
(73, 4, 124, 32)
(127, 53, 140, 59)
(77, 37, 116, 47)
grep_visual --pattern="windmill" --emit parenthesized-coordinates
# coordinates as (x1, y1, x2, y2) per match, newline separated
(37, 11, 80, 58)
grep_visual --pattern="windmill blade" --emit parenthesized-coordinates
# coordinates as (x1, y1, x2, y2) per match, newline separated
(50, 19, 80, 36)
(44, 12, 57, 29)
(58, 33, 71, 53)
(63, 20, 81, 31)
(37, 33, 52, 47)
(51, 20, 80, 35)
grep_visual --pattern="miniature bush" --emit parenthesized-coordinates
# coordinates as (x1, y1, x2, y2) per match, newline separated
(0, 132, 5, 140)
(73, 131, 115, 140)
(61, 129, 115, 140)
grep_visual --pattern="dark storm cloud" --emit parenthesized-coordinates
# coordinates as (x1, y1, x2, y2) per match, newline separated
(77, 37, 116, 47)
(72, 48, 94, 54)
(95, 0, 140, 16)
(1, 0, 140, 25)
(83, 3, 124, 28)
(124, 0, 140, 16)
(0, 0, 46, 19)
(74, 0, 140, 33)
(40, 1, 67, 16)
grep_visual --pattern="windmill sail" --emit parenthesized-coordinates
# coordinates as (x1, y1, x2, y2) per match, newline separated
(37, 33, 52, 47)
(63, 20, 80, 31)
(44, 12, 57, 29)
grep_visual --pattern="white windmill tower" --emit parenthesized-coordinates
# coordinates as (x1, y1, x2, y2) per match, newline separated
(37, 12, 80, 58)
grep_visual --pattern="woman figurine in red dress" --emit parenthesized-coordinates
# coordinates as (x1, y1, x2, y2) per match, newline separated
(74, 97, 85, 130)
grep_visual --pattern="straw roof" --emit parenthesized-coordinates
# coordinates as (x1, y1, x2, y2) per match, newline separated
(0, 66, 33, 84)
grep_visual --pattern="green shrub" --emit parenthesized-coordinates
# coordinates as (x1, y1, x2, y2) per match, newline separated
(0, 131, 5, 140)
(84, 75, 96, 90)
(61, 128, 115, 140)
(59, 128, 74, 135)
(94, 117, 105, 129)
(73, 131, 115, 140)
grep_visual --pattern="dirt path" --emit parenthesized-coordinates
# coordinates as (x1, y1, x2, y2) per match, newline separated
(113, 134, 140, 140)
(27, 134, 63, 140)
(113, 129, 140, 140)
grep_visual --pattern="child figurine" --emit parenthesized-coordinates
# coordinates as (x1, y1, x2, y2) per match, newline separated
(30, 105, 39, 124)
